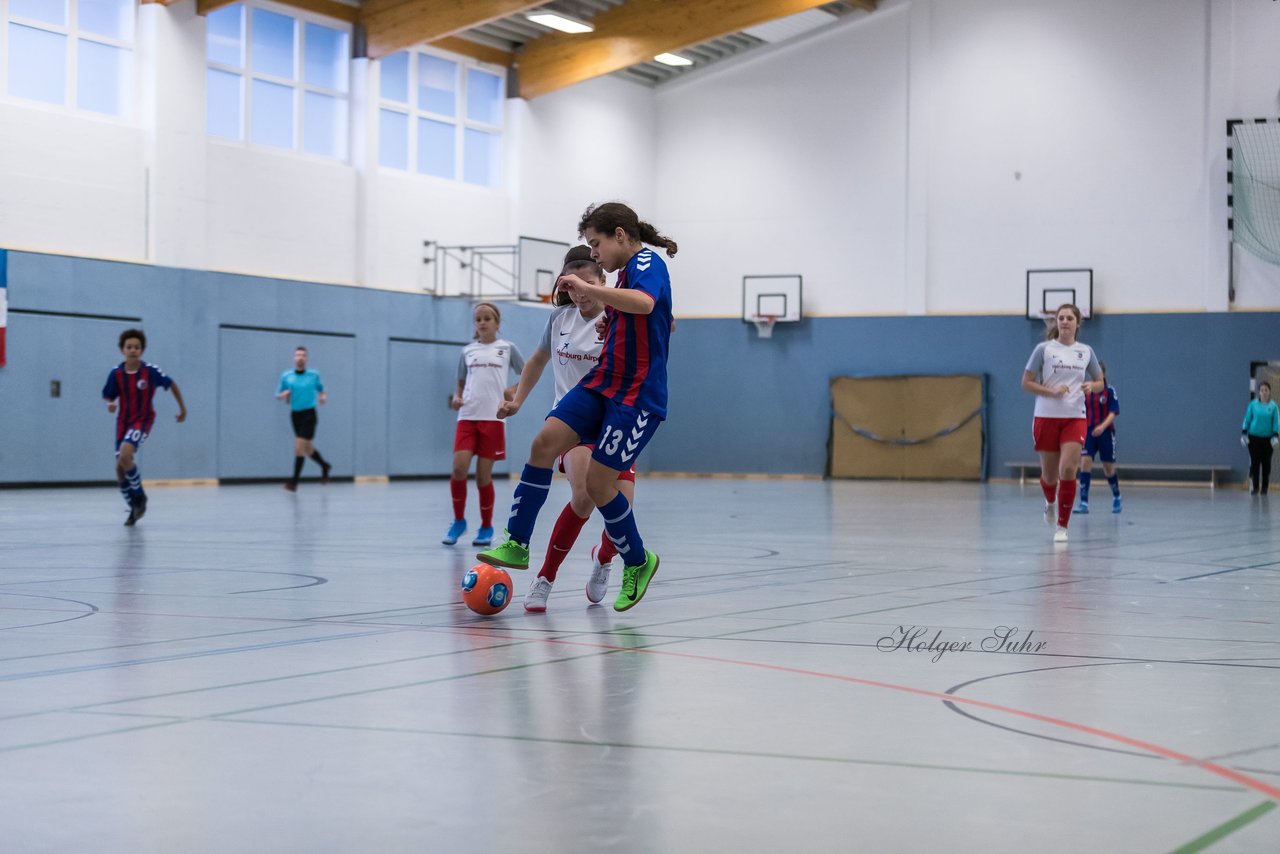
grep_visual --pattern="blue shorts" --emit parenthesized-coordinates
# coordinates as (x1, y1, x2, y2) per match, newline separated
(549, 385, 663, 472)
(115, 426, 150, 453)
(1082, 429, 1115, 463)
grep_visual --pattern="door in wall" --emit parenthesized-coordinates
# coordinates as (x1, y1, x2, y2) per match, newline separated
(0, 313, 140, 483)
(216, 327, 356, 480)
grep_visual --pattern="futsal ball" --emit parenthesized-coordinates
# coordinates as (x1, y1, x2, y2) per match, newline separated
(461, 564, 513, 615)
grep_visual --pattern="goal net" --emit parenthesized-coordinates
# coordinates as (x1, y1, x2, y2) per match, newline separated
(1232, 121, 1280, 266)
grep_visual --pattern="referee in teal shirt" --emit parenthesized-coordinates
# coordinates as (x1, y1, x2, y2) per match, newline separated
(276, 346, 332, 491)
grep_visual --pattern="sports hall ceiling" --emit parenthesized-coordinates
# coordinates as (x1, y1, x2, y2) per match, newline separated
(187, 0, 877, 99)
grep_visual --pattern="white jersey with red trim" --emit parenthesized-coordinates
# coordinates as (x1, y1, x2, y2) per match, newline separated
(457, 338, 524, 422)
(1025, 340, 1101, 419)
(540, 304, 606, 406)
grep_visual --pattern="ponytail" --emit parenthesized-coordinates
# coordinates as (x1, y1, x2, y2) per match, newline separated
(579, 202, 678, 258)
(637, 220, 678, 258)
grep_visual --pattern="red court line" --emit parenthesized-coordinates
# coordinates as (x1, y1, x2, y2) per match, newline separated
(454, 626, 1280, 802)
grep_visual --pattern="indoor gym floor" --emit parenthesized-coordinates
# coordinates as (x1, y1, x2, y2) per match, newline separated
(0, 478, 1277, 853)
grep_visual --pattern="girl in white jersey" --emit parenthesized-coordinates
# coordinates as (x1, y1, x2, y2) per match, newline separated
(1021, 303, 1103, 543)
(497, 247, 637, 612)
(444, 303, 524, 547)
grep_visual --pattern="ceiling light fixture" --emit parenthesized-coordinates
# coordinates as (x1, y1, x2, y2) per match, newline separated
(653, 53, 693, 66)
(525, 11, 594, 34)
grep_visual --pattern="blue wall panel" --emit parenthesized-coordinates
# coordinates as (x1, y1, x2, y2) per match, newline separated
(0, 249, 1274, 484)
(0, 314, 145, 481)
(387, 339, 468, 476)
(0, 250, 551, 484)
(216, 328, 357, 480)
(644, 314, 1277, 480)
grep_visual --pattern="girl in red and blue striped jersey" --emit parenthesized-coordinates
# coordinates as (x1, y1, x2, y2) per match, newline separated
(102, 329, 187, 526)
(479, 203, 676, 612)
(1076, 361, 1121, 514)
(497, 246, 638, 613)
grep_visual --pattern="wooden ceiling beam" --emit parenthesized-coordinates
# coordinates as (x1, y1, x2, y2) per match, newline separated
(194, 0, 238, 15)
(429, 36, 514, 68)
(195, 0, 358, 22)
(362, 0, 542, 60)
(517, 0, 876, 99)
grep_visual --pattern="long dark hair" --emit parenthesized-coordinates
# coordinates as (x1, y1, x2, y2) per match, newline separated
(578, 202, 678, 258)
(1046, 303, 1082, 341)
(553, 246, 604, 307)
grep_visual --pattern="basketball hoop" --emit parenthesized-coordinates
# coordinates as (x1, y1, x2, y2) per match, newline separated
(751, 314, 778, 339)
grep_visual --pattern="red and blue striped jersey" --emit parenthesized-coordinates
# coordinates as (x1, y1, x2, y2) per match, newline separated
(582, 248, 673, 417)
(102, 363, 174, 441)
(1085, 384, 1118, 431)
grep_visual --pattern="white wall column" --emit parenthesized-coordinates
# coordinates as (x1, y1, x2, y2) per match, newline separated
(903, 0, 931, 316)
(351, 56, 378, 287)
(138, 0, 210, 270)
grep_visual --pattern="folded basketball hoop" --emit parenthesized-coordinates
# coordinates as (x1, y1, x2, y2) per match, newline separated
(751, 314, 778, 339)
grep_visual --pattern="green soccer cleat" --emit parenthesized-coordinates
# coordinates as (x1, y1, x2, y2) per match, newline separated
(614, 550, 659, 612)
(476, 532, 530, 570)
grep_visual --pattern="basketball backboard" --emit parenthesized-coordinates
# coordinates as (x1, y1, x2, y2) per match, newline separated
(1026, 269, 1092, 320)
(742, 275, 803, 326)
(518, 236, 570, 303)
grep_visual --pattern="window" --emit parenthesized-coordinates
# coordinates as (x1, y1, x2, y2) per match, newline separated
(377, 48, 504, 187)
(205, 2, 350, 160)
(2, 0, 135, 117)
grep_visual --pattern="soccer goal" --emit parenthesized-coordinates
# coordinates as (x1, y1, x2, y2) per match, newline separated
(1228, 118, 1280, 299)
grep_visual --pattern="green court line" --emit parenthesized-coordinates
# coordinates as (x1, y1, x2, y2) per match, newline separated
(1169, 800, 1277, 853)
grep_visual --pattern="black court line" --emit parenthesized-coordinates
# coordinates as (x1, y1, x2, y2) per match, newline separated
(388, 335, 470, 346)
(941, 659, 1280, 762)
(1169, 561, 1280, 582)
(8, 308, 143, 322)
(220, 323, 354, 338)
(1201, 742, 1280, 762)
(0, 592, 99, 631)
(0, 628, 399, 683)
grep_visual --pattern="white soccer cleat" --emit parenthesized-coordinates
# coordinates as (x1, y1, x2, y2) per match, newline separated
(585, 545, 612, 604)
(1044, 502, 1055, 526)
(524, 577, 553, 613)
(1053, 526, 1068, 544)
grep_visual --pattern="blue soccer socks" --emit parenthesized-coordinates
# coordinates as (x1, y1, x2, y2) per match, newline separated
(506, 464, 553, 546)
(124, 466, 144, 502)
(599, 491, 645, 567)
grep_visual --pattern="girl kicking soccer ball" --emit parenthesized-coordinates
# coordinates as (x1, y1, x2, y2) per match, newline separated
(478, 203, 676, 612)
(497, 246, 638, 612)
